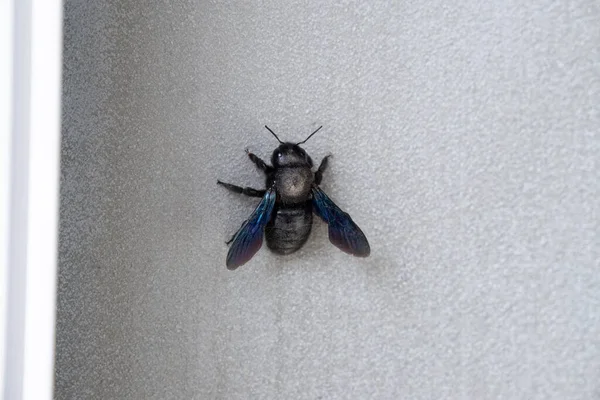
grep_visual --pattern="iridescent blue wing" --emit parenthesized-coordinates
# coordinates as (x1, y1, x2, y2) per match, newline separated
(311, 187, 370, 257)
(226, 187, 276, 270)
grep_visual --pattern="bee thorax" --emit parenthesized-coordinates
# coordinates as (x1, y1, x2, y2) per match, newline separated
(275, 167, 313, 204)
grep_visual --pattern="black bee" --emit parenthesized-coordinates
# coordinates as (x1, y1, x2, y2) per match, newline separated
(217, 125, 370, 270)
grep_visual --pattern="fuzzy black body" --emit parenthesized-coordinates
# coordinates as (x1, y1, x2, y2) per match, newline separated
(218, 126, 369, 270)
(266, 203, 313, 254)
(263, 145, 316, 255)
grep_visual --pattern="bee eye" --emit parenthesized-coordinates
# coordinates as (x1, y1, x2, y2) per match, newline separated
(277, 152, 283, 158)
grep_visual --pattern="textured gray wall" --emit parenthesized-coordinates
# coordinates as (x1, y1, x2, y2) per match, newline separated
(55, 1, 600, 399)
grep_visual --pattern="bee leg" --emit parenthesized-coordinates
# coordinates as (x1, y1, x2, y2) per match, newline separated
(245, 149, 273, 174)
(314, 154, 332, 185)
(217, 180, 266, 198)
(225, 218, 248, 244)
(225, 232, 236, 245)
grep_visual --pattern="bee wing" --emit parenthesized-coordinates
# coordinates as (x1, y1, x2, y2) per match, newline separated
(226, 187, 277, 270)
(311, 187, 370, 257)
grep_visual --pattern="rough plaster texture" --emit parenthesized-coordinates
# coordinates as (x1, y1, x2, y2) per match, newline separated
(55, 1, 600, 399)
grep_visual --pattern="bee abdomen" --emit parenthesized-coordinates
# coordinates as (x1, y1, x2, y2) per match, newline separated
(265, 204, 313, 255)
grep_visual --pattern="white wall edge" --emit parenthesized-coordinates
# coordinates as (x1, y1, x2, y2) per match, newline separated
(0, 0, 15, 394)
(4, 0, 31, 397)
(3, 0, 62, 398)
(22, 0, 63, 398)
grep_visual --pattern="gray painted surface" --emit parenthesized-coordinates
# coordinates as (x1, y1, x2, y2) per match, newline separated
(56, 1, 600, 399)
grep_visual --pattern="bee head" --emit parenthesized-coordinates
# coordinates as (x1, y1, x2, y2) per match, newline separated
(264, 125, 322, 168)
(271, 143, 313, 168)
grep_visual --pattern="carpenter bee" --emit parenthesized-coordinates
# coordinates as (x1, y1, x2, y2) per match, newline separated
(217, 125, 370, 270)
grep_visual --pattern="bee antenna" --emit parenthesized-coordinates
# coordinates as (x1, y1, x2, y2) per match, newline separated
(296, 125, 323, 145)
(264, 125, 284, 144)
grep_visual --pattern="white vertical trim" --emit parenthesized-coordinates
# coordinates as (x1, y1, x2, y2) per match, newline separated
(0, 0, 15, 394)
(4, 0, 32, 398)
(2, 0, 62, 398)
(22, 0, 63, 398)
